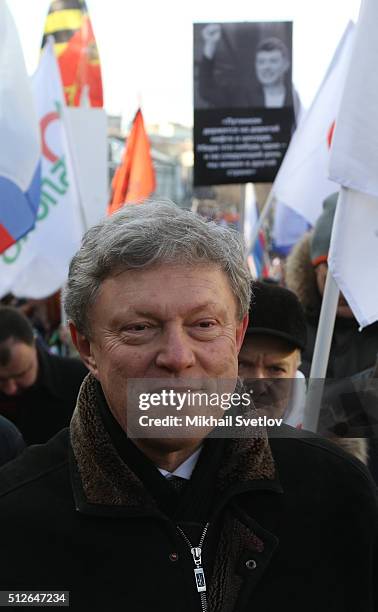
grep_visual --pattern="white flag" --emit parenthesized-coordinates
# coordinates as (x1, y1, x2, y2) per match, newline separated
(0, 39, 84, 299)
(0, 0, 40, 253)
(328, 188, 378, 328)
(272, 22, 355, 226)
(328, 0, 378, 328)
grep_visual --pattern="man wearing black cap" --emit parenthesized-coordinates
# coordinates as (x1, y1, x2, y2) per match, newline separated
(238, 281, 307, 426)
(239, 282, 369, 465)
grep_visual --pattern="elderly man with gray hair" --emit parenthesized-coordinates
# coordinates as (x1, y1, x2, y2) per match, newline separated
(0, 201, 376, 611)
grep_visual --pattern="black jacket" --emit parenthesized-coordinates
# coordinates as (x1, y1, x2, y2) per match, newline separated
(0, 416, 24, 467)
(0, 346, 87, 445)
(285, 233, 378, 378)
(303, 314, 378, 378)
(0, 375, 376, 612)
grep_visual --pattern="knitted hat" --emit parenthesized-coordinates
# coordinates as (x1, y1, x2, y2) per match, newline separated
(310, 192, 338, 267)
(246, 281, 307, 350)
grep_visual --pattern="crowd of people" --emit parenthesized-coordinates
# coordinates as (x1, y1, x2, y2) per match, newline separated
(0, 198, 376, 610)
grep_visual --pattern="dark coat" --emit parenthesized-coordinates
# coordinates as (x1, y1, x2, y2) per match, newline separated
(285, 233, 378, 378)
(0, 346, 87, 445)
(286, 234, 378, 480)
(0, 415, 25, 467)
(0, 374, 376, 612)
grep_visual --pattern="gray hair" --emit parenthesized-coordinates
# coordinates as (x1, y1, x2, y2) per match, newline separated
(64, 200, 251, 337)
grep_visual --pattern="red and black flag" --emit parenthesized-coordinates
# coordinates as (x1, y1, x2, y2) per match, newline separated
(42, 0, 103, 107)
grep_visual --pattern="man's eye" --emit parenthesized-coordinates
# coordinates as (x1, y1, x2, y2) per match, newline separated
(124, 324, 150, 332)
(269, 366, 285, 374)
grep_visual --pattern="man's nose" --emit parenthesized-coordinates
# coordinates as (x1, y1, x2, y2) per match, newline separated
(155, 327, 195, 373)
(1, 379, 19, 396)
(253, 368, 266, 380)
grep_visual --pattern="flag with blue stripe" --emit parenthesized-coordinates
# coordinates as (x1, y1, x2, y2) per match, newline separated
(0, 0, 41, 254)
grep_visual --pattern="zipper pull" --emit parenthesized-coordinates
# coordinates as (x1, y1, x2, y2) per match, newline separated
(191, 547, 206, 593)
(191, 547, 202, 566)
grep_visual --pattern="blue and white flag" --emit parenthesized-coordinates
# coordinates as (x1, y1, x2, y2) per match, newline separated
(0, 39, 84, 298)
(0, 0, 40, 254)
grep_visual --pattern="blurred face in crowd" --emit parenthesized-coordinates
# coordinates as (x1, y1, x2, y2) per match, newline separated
(314, 262, 354, 318)
(0, 339, 39, 396)
(71, 263, 248, 464)
(255, 49, 289, 86)
(238, 334, 300, 417)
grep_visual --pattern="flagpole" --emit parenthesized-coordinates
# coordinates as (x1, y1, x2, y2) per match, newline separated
(243, 182, 257, 254)
(240, 183, 247, 255)
(248, 187, 275, 252)
(302, 196, 341, 431)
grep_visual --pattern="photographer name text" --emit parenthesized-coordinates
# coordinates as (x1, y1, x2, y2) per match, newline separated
(138, 415, 282, 428)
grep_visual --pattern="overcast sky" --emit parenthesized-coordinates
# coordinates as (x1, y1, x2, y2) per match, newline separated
(7, 0, 361, 126)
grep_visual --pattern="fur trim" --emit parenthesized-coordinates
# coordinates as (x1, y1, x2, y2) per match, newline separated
(70, 374, 276, 508)
(330, 437, 369, 465)
(285, 232, 321, 313)
(71, 374, 156, 507)
(70, 375, 277, 612)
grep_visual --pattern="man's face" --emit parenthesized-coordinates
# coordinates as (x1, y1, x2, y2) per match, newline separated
(72, 264, 248, 449)
(255, 49, 289, 86)
(238, 334, 299, 417)
(0, 340, 39, 396)
(314, 263, 354, 318)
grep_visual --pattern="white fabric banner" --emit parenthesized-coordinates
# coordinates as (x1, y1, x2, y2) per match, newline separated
(273, 22, 355, 226)
(64, 107, 108, 229)
(0, 39, 84, 298)
(328, 0, 378, 328)
(328, 188, 378, 328)
(329, 1, 378, 196)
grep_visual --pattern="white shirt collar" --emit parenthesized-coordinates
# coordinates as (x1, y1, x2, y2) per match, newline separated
(157, 445, 202, 480)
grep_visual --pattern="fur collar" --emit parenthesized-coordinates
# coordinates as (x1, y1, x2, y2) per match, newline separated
(70, 374, 276, 509)
(285, 232, 321, 313)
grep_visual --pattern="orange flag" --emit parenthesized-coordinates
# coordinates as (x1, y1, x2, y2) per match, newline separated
(42, 0, 103, 107)
(108, 109, 156, 214)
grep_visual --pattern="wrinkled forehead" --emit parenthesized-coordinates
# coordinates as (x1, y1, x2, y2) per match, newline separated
(89, 263, 240, 326)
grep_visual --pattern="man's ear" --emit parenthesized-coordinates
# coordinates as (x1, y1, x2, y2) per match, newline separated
(69, 322, 99, 378)
(236, 313, 249, 352)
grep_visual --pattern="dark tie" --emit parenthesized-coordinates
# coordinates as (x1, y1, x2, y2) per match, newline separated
(167, 475, 188, 494)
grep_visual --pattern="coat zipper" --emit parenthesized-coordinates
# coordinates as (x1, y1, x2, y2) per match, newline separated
(176, 522, 210, 612)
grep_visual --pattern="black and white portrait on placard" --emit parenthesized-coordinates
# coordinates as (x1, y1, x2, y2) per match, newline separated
(194, 21, 294, 110)
(193, 21, 296, 186)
